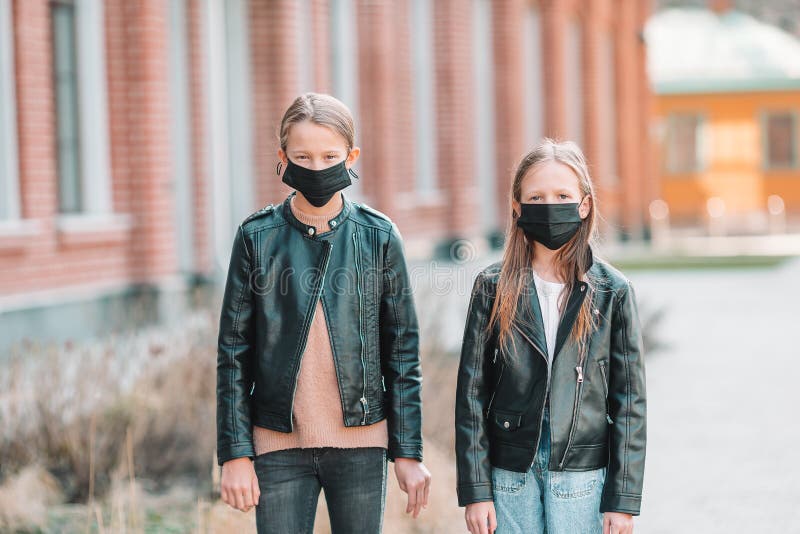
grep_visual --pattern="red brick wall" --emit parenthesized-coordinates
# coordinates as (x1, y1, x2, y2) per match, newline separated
(187, 0, 213, 276)
(118, 0, 178, 281)
(1, 0, 652, 299)
(250, 0, 299, 207)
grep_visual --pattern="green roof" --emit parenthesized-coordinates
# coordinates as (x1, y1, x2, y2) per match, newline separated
(645, 7, 800, 94)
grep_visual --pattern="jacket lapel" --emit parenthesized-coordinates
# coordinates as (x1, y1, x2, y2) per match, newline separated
(513, 280, 549, 360)
(553, 282, 588, 359)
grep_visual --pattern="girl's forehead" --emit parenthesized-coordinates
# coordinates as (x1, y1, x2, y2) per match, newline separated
(521, 160, 581, 192)
(286, 120, 348, 151)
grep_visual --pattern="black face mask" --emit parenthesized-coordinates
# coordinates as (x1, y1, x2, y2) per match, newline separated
(280, 158, 354, 207)
(516, 200, 585, 250)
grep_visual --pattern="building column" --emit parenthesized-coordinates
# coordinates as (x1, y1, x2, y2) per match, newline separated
(614, 0, 643, 239)
(250, 0, 301, 206)
(356, 0, 399, 215)
(491, 0, 526, 230)
(186, 0, 213, 275)
(434, 0, 478, 238)
(123, 0, 178, 281)
(542, 0, 567, 138)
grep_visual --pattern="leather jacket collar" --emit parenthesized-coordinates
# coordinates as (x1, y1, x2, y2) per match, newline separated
(281, 191, 354, 237)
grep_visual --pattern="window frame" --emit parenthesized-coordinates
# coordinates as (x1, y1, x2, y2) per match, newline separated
(50, 0, 114, 218)
(760, 109, 798, 171)
(0, 0, 21, 222)
(664, 111, 706, 175)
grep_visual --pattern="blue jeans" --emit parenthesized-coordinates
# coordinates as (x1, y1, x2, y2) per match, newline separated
(254, 447, 387, 534)
(492, 407, 606, 534)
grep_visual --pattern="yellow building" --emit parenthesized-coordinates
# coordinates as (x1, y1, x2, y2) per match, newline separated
(646, 6, 800, 231)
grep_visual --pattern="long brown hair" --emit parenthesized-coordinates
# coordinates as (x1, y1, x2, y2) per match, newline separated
(487, 138, 599, 362)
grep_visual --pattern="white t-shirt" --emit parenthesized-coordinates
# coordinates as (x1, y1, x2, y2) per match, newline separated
(532, 270, 566, 363)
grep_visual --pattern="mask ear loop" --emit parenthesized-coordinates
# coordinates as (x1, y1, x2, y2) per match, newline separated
(348, 167, 359, 181)
(276, 161, 283, 175)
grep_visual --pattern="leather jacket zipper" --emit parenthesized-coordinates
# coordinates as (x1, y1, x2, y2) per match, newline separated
(353, 231, 369, 424)
(599, 360, 614, 424)
(288, 239, 333, 428)
(559, 350, 587, 468)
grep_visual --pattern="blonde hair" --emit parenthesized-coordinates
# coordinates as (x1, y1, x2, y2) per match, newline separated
(279, 93, 355, 151)
(488, 138, 599, 361)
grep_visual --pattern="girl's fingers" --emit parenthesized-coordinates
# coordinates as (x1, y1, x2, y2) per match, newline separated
(251, 475, 261, 504)
(488, 506, 497, 532)
(466, 514, 478, 534)
(234, 489, 245, 511)
(243, 489, 253, 510)
(406, 487, 417, 514)
(423, 476, 430, 508)
(603, 515, 611, 534)
(415, 484, 425, 517)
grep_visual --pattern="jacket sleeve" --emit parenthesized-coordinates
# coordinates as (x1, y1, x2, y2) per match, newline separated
(600, 280, 647, 515)
(216, 224, 256, 466)
(379, 222, 423, 463)
(455, 271, 495, 506)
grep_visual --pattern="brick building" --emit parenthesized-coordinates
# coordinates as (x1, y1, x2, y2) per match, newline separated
(0, 0, 652, 351)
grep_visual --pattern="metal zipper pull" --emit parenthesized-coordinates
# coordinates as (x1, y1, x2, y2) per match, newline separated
(493, 347, 498, 363)
(360, 396, 369, 425)
(606, 414, 614, 425)
(575, 365, 584, 383)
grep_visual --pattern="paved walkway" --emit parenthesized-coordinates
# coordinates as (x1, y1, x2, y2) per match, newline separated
(414, 252, 800, 532)
(629, 257, 800, 533)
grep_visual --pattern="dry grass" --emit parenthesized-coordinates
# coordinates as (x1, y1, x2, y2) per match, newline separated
(0, 301, 468, 533)
(0, 286, 664, 533)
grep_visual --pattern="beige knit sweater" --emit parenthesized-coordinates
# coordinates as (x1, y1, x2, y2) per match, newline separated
(252, 195, 389, 454)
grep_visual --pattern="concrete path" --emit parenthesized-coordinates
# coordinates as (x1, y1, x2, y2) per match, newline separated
(630, 257, 800, 533)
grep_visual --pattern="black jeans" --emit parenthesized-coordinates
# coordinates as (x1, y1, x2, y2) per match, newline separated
(254, 447, 387, 534)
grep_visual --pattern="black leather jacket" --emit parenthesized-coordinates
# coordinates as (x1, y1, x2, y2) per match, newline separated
(455, 251, 646, 515)
(216, 192, 423, 466)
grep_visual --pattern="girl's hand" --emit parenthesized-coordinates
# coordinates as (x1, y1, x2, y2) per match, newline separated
(603, 511, 634, 534)
(220, 457, 260, 512)
(464, 501, 497, 534)
(394, 458, 432, 518)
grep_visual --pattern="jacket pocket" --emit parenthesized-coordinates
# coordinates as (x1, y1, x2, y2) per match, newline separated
(491, 409, 523, 432)
(492, 466, 527, 494)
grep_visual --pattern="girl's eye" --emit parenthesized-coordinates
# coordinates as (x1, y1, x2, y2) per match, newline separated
(326, 154, 338, 160)
(559, 194, 569, 199)
(531, 195, 541, 201)
(295, 155, 308, 160)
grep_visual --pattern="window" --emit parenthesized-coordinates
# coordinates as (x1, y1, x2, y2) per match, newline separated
(665, 113, 704, 174)
(330, 0, 360, 197)
(564, 18, 583, 146)
(523, 4, 544, 148)
(0, 0, 20, 221)
(51, 0, 112, 216)
(472, 0, 497, 231)
(763, 112, 797, 169)
(297, 0, 315, 93)
(51, 0, 82, 213)
(411, 0, 437, 193)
